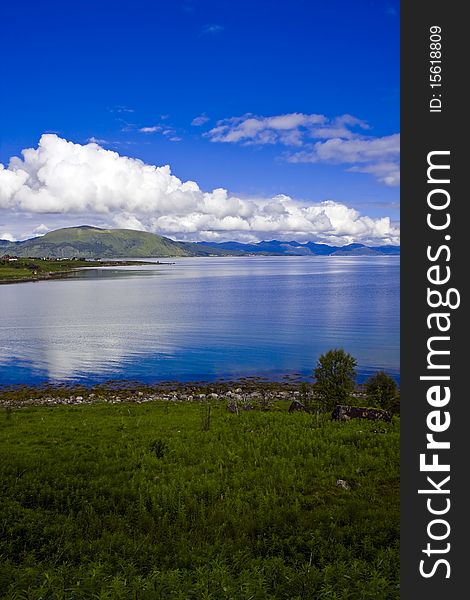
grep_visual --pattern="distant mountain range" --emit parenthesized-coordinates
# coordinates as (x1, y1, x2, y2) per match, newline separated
(195, 240, 400, 256)
(1, 226, 400, 258)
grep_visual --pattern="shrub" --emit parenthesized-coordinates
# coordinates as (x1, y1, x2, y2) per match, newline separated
(313, 349, 357, 411)
(365, 371, 398, 410)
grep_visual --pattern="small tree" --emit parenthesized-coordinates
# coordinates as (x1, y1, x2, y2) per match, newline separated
(365, 371, 398, 410)
(314, 348, 357, 411)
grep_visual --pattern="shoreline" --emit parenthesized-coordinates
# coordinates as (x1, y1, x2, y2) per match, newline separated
(0, 379, 373, 409)
(0, 259, 171, 285)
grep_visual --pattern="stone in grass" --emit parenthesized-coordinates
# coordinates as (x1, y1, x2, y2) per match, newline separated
(331, 405, 392, 423)
(227, 401, 239, 414)
(288, 399, 308, 413)
(336, 479, 351, 490)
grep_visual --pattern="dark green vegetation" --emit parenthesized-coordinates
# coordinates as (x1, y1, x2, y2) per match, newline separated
(0, 393, 399, 599)
(365, 372, 399, 413)
(0, 226, 241, 259)
(314, 349, 358, 411)
(0, 257, 155, 283)
(1, 226, 399, 259)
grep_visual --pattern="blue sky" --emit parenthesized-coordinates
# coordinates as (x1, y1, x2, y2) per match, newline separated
(0, 0, 399, 244)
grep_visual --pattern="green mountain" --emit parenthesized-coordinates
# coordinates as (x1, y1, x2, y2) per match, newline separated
(1, 226, 240, 258)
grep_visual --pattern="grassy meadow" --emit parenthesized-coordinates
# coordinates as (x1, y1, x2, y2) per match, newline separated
(0, 398, 399, 599)
(0, 258, 91, 282)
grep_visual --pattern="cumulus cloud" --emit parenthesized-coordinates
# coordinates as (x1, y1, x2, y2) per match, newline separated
(206, 112, 399, 185)
(0, 135, 400, 245)
(0, 231, 16, 241)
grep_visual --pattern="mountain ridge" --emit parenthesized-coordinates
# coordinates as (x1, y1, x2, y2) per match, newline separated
(0, 226, 240, 259)
(1, 226, 400, 258)
(195, 239, 400, 256)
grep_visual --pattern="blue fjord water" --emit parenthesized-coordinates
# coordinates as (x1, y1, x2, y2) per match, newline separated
(0, 256, 399, 386)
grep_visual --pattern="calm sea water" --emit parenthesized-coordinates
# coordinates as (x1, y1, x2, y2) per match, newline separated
(0, 256, 399, 386)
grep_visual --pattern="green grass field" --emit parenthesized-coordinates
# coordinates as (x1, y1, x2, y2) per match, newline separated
(0, 258, 100, 282)
(0, 400, 399, 599)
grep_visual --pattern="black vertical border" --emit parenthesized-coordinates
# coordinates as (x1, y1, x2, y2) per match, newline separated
(401, 3, 467, 597)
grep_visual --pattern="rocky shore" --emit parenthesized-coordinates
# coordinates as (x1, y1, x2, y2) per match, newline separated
(0, 380, 311, 410)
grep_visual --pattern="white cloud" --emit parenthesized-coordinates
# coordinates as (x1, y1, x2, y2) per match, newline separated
(288, 134, 400, 186)
(32, 223, 50, 235)
(191, 114, 210, 126)
(206, 112, 399, 185)
(138, 124, 181, 141)
(347, 162, 400, 187)
(0, 135, 400, 245)
(206, 113, 371, 146)
(138, 126, 161, 133)
(207, 112, 327, 146)
(87, 136, 110, 144)
(309, 114, 370, 140)
(1, 232, 16, 241)
(288, 134, 399, 163)
(112, 213, 146, 231)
